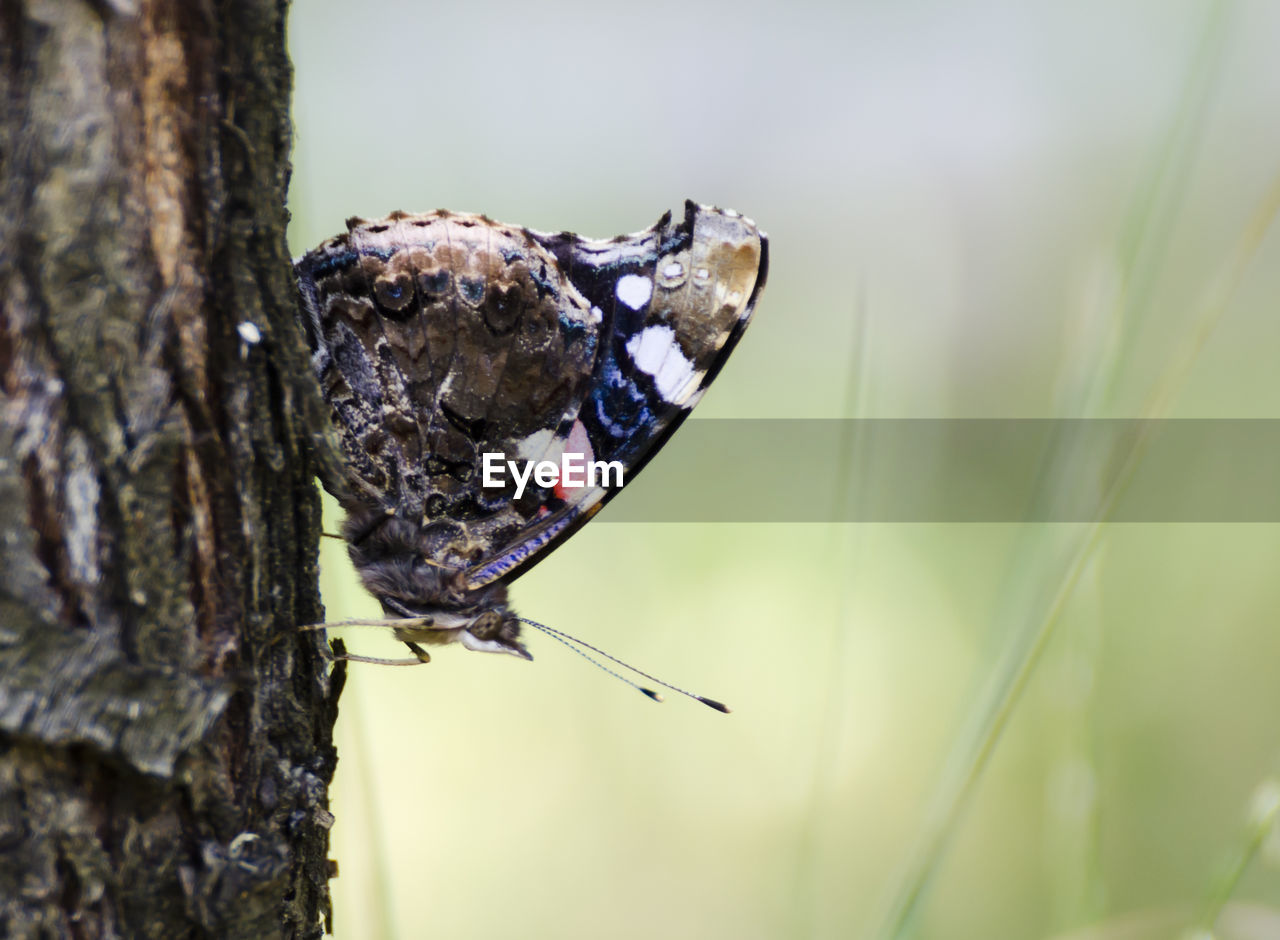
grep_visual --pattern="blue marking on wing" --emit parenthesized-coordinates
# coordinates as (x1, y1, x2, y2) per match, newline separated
(466, 512, 577, 587)
(307, 250, 359, 279)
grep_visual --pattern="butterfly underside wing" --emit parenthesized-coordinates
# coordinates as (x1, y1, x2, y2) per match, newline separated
(295, 200, 768, 660)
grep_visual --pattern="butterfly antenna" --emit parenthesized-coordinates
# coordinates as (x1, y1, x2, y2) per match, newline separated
(517, 618, 730, 713)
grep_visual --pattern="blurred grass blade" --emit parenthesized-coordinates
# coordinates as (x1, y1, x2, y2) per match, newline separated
(876, 160, 1280, 940)
(790, 282, 875, 936)
(871, 8, 1279, 934)
(1105, 1, 1232, 369)
(1195, 776, 1280, 933)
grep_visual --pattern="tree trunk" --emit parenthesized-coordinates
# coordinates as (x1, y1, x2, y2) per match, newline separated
(0, 2, 344, 937)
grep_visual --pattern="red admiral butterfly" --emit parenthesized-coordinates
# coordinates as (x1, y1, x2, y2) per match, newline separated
(295, 201, 767, 707)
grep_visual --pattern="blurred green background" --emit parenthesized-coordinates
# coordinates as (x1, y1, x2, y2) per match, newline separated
(287, 2, 1280, 937)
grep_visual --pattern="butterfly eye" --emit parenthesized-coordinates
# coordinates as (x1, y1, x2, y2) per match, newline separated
(469, 610, 502, 639)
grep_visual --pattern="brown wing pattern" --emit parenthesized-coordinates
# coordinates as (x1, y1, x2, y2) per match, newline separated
(295, 202, 767, 588)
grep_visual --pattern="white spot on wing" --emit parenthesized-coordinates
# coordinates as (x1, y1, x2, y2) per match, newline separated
(615, 274, 653, 310)
(589, 305, 603, 324)
(625, 325, 696, 402)
(661, 261, 683, 278)
(516, 428, 556, 461)
(682, 386, 707, 410)
(238, 322, 262, 345)
(626, 325, 673, 375)
(670, 369, 707, 407)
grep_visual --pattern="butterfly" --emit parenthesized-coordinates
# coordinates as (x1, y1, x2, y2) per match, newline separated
(294, 201, 767, 703)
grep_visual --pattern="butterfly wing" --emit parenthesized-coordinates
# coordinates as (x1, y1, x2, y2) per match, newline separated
(465, 200, 769, 587)
(295, 209, 597, 557)
(295, 201, 766, 588)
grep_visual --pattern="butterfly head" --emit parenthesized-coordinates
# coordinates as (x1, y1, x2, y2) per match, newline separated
(345, 510, 532, 660)
(453, 607, 531, 660)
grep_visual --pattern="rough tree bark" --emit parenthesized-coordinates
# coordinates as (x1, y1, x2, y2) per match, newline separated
(0, 2, 345, 937)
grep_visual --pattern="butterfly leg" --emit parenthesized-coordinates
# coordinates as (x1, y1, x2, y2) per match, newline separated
(403, 640, 431, 663)
(299, 617, 439, 665)
(325, 646, 430, 667)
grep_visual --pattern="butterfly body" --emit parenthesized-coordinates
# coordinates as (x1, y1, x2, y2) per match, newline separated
(295, 201, 767, 660)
